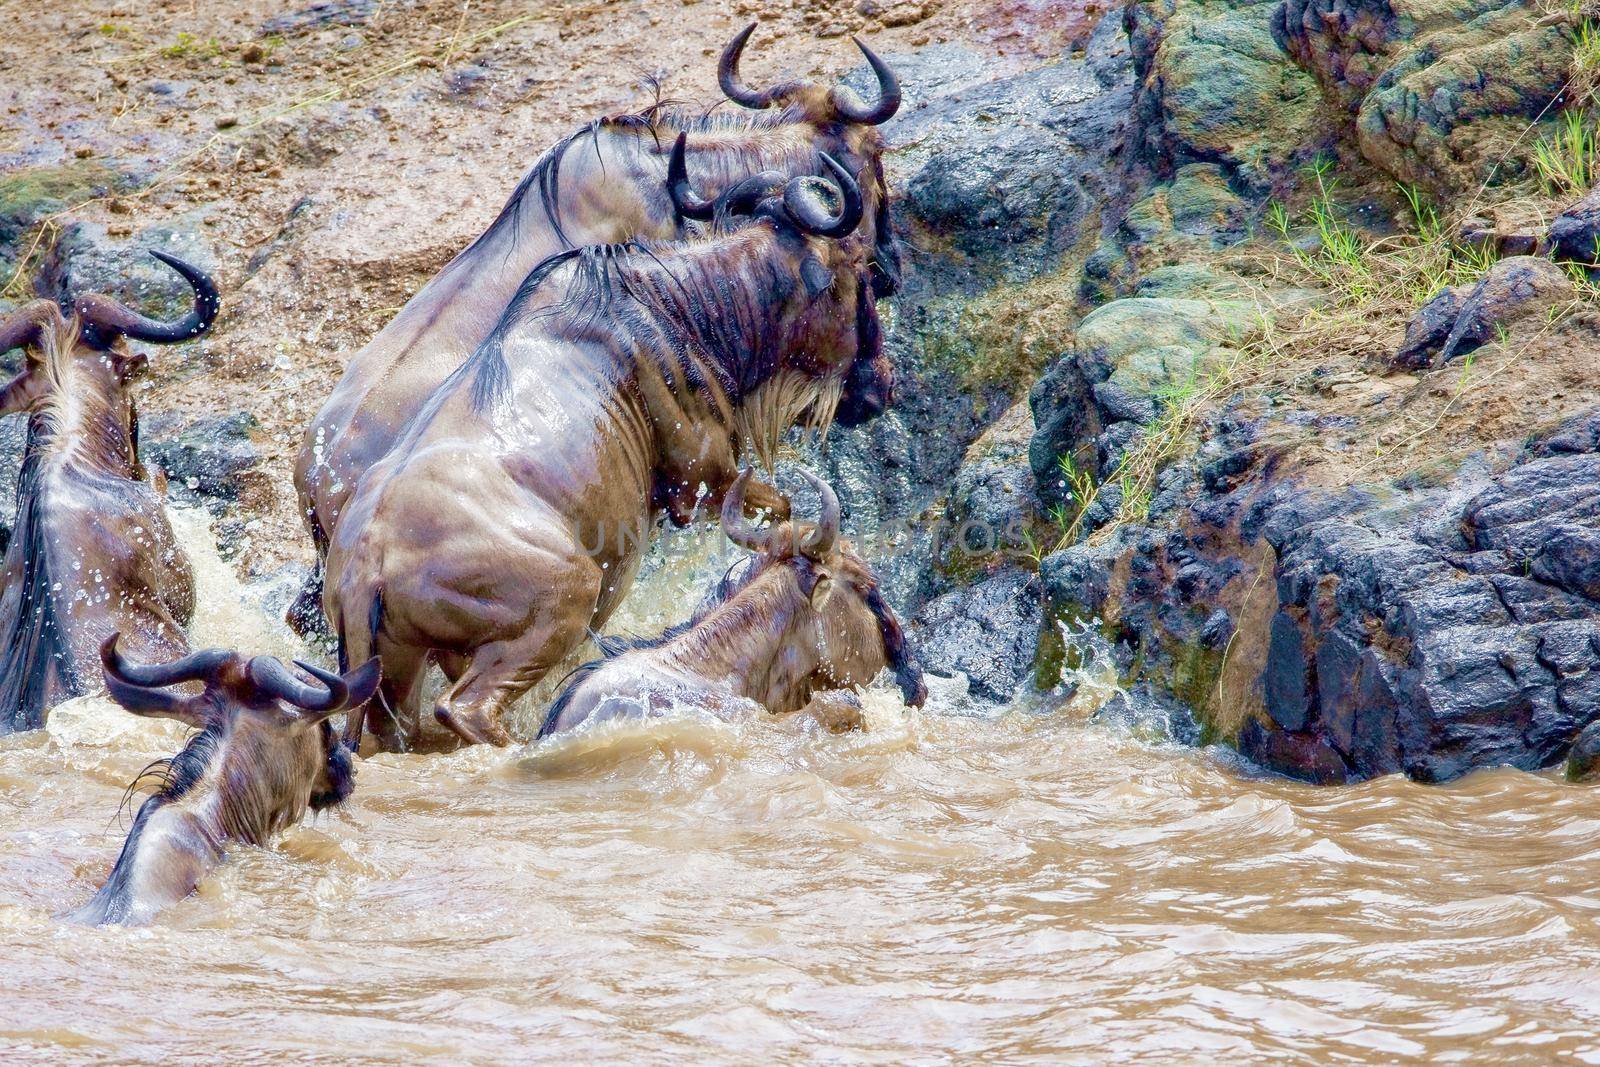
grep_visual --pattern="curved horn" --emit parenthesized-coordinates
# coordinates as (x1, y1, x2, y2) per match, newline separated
(666, 133, 715, 221)
(248, 656, 346, 712)
(796, 470, 840, 558)
(718, 22, 781, 110)
(101, 632, 231, 688)
(99, 634, 213, 723)
(782, 154, 863, 238)
(721, 469, 772, 552)
(0, 300, 61, 358)
(76, 250, 219, 346)
(833, 38, 901, 125)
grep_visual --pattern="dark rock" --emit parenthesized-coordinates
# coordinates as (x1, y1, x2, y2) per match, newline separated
(40, 220, 217, 321)
(901, 52, 1133, 280)
(1549, 186, 1600, 265)
(912, 568, 1042, 702)
(1567, 720, 1600, 782)
(1391, 256, 1574, 370)
(260, 0, 378, 36)
(1098, 407, 1600, 783)
(142, 411, 261, 504)
(0, 414, 27, 552)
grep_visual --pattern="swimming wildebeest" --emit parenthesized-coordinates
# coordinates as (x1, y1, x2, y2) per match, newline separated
(327, 149, 879, 751)
(538, 469, 926, 739)
(70, 635, 379, 926)
(293, 25, 902, 586)
(0, 252, 218, 733)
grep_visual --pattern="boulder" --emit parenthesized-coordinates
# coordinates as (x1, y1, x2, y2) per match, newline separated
(912, 568, 1043, 702)
(1391, 256, 1574, 369)
(141, 411, 263, 506)
(1041, 409, 1600, 784)
(1549, 186, 1600, 266)
(1274, 0, 1575, 194)
(1126, 0, 1321, 188)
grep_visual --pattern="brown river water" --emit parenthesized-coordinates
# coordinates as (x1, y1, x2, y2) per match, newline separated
(2, 510, 1598, 1064)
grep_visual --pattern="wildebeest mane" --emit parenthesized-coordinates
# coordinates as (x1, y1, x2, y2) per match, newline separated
(538, 557, 762, 737)
(464, 228, 797, 419)
(0, 321, 94, 732)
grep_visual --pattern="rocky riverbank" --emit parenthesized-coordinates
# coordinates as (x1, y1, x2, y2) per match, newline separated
(3, 0, 1596, 781)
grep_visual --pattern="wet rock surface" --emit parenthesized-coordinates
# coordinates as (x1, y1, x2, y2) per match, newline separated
(1393, 256, 1575, 370)
(912, 567, 1042, 702)
(1040, 410, 1600, 784)
(142, 410, 263, 508)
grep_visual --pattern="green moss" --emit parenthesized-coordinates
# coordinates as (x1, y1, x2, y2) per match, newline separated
(0, 162, 121, 234)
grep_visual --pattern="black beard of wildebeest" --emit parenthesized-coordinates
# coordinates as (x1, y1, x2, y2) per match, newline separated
(69, 636, 379, 926)
(538, 468, 927, 740)
(0, 252, 219, 734)
(325, 148, 878, 752)
(292, 24, 902, 620)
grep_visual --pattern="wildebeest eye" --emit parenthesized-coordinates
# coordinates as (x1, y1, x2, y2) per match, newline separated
(800, 256, 833, 299)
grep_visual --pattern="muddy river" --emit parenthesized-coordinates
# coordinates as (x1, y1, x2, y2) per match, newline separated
(1, 510, 1597, 1064)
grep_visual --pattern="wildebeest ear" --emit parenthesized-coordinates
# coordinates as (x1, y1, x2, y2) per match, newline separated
(112, 348, 150, 383)
(800, 255, 834, 300)
(0, 368, 46, 419)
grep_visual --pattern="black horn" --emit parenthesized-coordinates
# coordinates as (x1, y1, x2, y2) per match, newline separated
(76, 251, 220, 346)
(0, 300, 61, 358)
(718, 22, 782, 110)
(249, 657, 346, 713)
(796, 470, 840, 558)
(666, 133, 715, 221)
(782, 154, 863, 238)
(833, 38, 901, 125)
(721, 470, 772, 552)
(101, 633, 231, 688)
(99, 634, 217, 724)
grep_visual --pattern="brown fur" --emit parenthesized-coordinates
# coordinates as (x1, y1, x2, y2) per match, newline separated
(293, 103, 897, 569)
(0, 304, 193, 732)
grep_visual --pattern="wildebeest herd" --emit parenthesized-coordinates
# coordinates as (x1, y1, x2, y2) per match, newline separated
(0, 27, 928, 925)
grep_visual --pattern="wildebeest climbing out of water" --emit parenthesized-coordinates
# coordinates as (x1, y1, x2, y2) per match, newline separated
(70, 635, 379, 926)
(293, 24, 904, 594)
(0, 253, 218, 734)
(538, 468, 927, 740)
(327, 145, 879, 751)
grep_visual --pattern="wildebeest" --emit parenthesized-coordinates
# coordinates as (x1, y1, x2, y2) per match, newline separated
(539, 469, 926, 739)
(293, 26, 902, 583)
(326, 151, 878, 751)
(0, 252, 218, 733)
(70, 635, 378, 926)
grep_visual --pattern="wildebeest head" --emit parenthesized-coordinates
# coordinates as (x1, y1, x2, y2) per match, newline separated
(721, 469, 926, 707)
(668, 134, 887, 457)
(0, 251, 218, 444)
(71, 636, 379, 926)
(717, 22, 903, 300)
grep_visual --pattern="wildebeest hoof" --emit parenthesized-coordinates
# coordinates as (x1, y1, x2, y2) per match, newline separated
(434, 704, 513, 747)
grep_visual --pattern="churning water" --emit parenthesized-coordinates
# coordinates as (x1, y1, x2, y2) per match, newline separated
(2, 508, 1598, 1064)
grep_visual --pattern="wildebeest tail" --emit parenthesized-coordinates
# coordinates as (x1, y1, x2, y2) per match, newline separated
(0, 458, 80, 733)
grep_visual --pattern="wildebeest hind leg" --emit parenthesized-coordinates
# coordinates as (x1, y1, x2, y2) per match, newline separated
(434, 629, 579, 747)
(364, 643, 428, 753)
